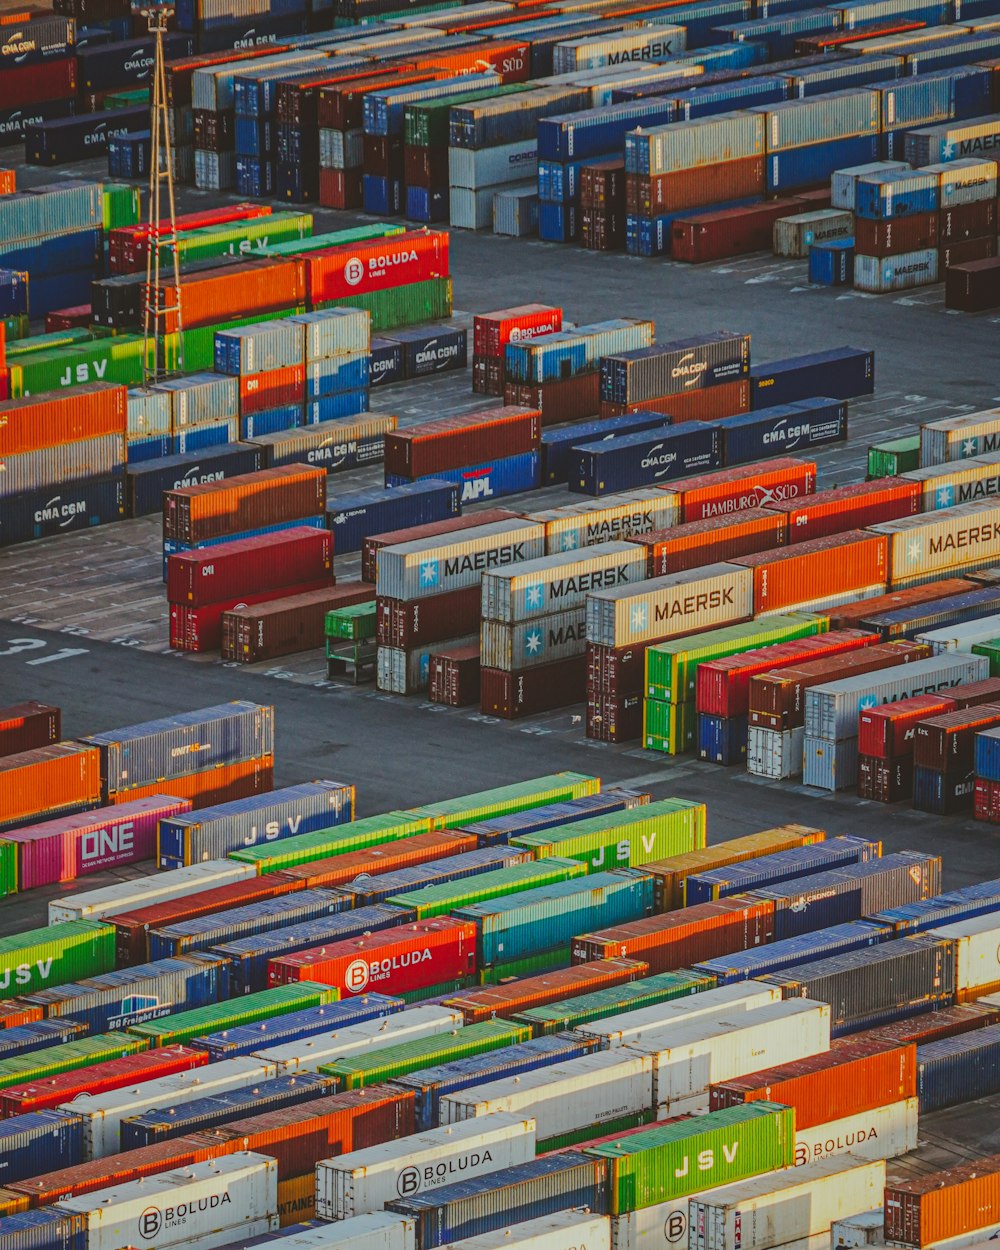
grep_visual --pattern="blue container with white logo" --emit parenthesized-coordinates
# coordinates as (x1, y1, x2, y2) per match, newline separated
(126, 443, 263, 518)
(406, 185, 449, 224)
(384, 325, 468, 379)
(369, 338, 404, 388)
(717, 398, 848, 464)
(809, 238, 854, 286)
(693, 920, 891, 985)
(572, 424, 722, 496)
(191, 995, 404, 1061)
(686, 837, 880, 904)
(385, 452, 541, 505)
(1, 476, 126, 549)
(870, 879, 1000, 933)
(335, 847, 534, 908)
(542, 411, 670, 484)
(854, 169, 939, 219)
(767, 134, 879, 193)
(325, 479, 459, 555)
(749, 347, 874, 407)
(696, 713, 748, 765)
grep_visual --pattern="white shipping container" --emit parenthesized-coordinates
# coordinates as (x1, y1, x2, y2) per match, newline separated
(902, 451, 1000, 510)
(829, 1210, 886, 1248)
(930, 1225, 1000, 1250)
(262, 1212, 416, 1250)
(552, 24, 686, 73)
(376, 519, 546, 600)
(254, 1007, 465, 1073)
(65, 1058, 279, 1160)
(854, 248, 938, 293)
(919, 407, 1000, 467)
(443, 1210, 612, 1250)
(830, 160, 907, 209)
(794, 1097, 918, 1168)
(481, 542, 647, 621)
(451, 186, 509, 232)
(481, 608, 587, 670)
(571, 982, 783, 1050)
(586, 563, 754, 648)
(437, 1050, 655, 1145)
(530, 490, 680, 555)
(623, 1000, 831, 1107)
(872, 500, 1000, 584)
(687, 1156, 885, 1250)
(316, 1115, 536, 1220)
(929, 913, 1000, 996)
(611, 1197, 690, 1250)
(773, 209, 854, 258)
(48, 860, 257, 923)
(746, 726, 804, 779)
(449, 140, 538, 190)
(916, 614, 1000, 653)
(53, 1152, 278, 1250)
(377, 636, 477, 694)
(802, 735, 858, 791)
(631, 112, 765, 176)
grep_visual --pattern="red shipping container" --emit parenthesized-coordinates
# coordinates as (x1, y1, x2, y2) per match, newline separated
(672, 457, 816, 522)
(938, 199, 996, 243)
(854, 212, 939, 256)
(940, 235, 998, 271)
(627, 156, 765, 217)
(149, 258, 307, 334)
(280, 831, 477, 890)
(109, 758, 274, 816)
(0, 744, 101, 830)
(571, 897, 775, 972)
(163, 465, 326, 545)
(709, 1039, 916, 1131)
(765, 477, 922, 543)
(858, 693, 959, 759)
(383, 406, 540, 479)
(441, 958, 648, 1024)
(318, 168, 364, 212)
(824, 578, 978, 631)
(0, 56, 75, 109)
(0, 169, 14, 195)
(473, 356, 505, 396)
(428, 644, 482, 707)
(948, 677, 1000, 706)
(586, 690, 643, 742)
(304, 231, 449, 305)
(166, 527, 332, 608)
(975, 776, 1000, 823)
(361, 508, 513, 583)
(586, 641, 649, 697)
(170, 581, 333, 653)
(481, 656, 586, 719)
(109, 869, 304, 966)
(0, 1046, 208, 1117)
(671, 198, 807, 264)
(631, 508, 787, 577)
(857, 753, 913, 803)
(269, 917, 477, 998)
(884, 1155, 1000, 1247)
(945, 255, 1000, 311)
(222, 584, 373, 664)
(238, 366, 306, 415)
(696, 629, 879, 719)
(0, 383, 126, 456)
(912, 703, 1000, 772)
(3, 795, 193, 889)
(795, 17, 925, 49)
(317, 72, 449, 131)
(505, 375, 601, 426)
(377, 586, 481, 648)
(599, 379, 750, 423)
(417, 40, 532, 83)
(0, 702, 61, 758)
(0, 1003, 44, 1029)
(404, 145, 448, 190)
(730, 530, 889, 613)
(44, 307, 91, 332)
(474, 304, 562, 357)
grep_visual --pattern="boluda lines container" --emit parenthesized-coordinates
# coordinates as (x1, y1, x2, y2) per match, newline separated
(474, 305, 562, 357)
(731, 530, 889, 615)
(376, 518, 546, 601)
(305, 231, 449, 304)
(511, 800, 705, 871)
(674, 458, 816, 522)
(586, 564, 754, 648)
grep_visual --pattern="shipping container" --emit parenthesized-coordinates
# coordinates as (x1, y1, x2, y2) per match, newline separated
(884, 1154, 1000, 1246)
(376, 518, 545, 602)
(0, 705, 61, 760)
(915, 1021, 1000, 1112)
(685, 837, 879, 904)
(0, 1033, 149, 1094)
(529, 490, 680, 555)
(127, 983, 339, 1048)
(586, 564, 754, 649)
(0, 745, 101, 832)
(674, 457, 816, 522)
(510, 800, 705, 871)
(362, 509, 515, 584)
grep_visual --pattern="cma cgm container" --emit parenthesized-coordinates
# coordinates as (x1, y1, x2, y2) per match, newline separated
(573, 424, 723, 496)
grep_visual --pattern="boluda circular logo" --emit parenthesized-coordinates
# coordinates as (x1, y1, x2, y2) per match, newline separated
(139, 1207, 162, 1240)
(344, 257, 365, 287)
(345, 957, 370, 992)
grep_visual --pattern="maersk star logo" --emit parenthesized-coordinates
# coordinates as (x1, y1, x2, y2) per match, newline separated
(560, 532, 579, 551)
(963, 437, 978, 458)
(858, 693, 879, 712)
(525, 584, 545, 612)
(420, 559, 438, 587)
(631, 603, 648, 633)
(942, 140, 955, 160)
(907, 539, 922, 565)
(524, 629, 543, 656)
(936, 485, 954, 509)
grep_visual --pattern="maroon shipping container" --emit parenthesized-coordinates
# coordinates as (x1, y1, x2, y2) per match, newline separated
(166, 527, 333, 608)
(0, 703, 61, 758)
(748, 641, 933, 731)
(940, 236, 997, 271)
(858, 693, 959, 758)
(580, 159, 626, 213)
(854, 212, 938, 256)
(947, 677, 1000, 707)
(671, 198, 807, 264)
(163, 466, 327, 544)
(0, 57, 75, 110)
(382, 407, 541, 479)
(473, 305, 563, 358)
(428, 643, 481, 706)
(912, 704, 1000, 773)
(2, 796, 192, 889)
(764, 478, 922, 543)
(221, 583, 373, 663)
(361, 508, 515, 583)
(364, 134, 403, 180)
(857, 753, 913, 803)
(318, 168, 363, 211)
(630, 508, 787, 577)
(626, 156, 765, 217)
(504, 375, 601, 426)
(377, 585, 480, 648)
(571, 897, 775, 971)
(824, 579, 977, 631)
(404, 145, 448, 190)
(472, 356, 505, 397)
(975, 776, 1000, 823)
(586, 691, 642, 742)
(862, 1001, 1000, 1048)
(581, 209, 625, 252)
(945, 256, 1000, 311)
(480, 656, 586, 719)
(938, 199, 996, 243)
(598, 379, 750, 423)
(170, 580, 333, 653)
(109, 872, 306, 965)
(586, 641, 650, 697)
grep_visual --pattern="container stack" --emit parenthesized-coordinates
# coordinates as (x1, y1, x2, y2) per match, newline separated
(473, 303, 563, 398)
(580, 158, 627, 252)
(852, 168, 941, 294)
(932, 157, 999, 278)
(150, 372, 241, 456)
(919, 703, 1000, 816)
(0, 13, 76, 150)
(857, 693, 959, 803)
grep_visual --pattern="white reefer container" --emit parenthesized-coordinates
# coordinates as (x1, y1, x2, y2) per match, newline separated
(611, 1196, 691, 1250)
(316, 1114, 536, 1219)
(52, 1152, 278, 1250)
(481, 542, 646, 621)
(254, 1006, 464, 1073)
(871, 500, 1000, 585)
(63, 1058, 279, 1159)
(442, 1209, 612, 1249)
(585, 563, 753, 647)
(915, 614, 1000, 654)
(746, 727, 804, 779)
(531, 490, 680, 555)
(48, 860, 256, 922)
(830, 1209, 886, 1247)
(262, 1212, 416, 1250)
(438, 1050, 654, 1145)
(687, 1156, 885, 1250)
(929, 913, 1000, 998)
(571, 982, 783, 1049)
(794, 1097, 918, 1168)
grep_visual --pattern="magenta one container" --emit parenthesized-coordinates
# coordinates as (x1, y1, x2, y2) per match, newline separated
(2, 795, 192, 888)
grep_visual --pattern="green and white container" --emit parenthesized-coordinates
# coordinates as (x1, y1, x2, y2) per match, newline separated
(406, 773, 600, 830)
(127, 983, 339, 1047)
(387, 858, 585, 919)
(160, 213, 313, 267)
(230, 811, 433, 873)
(972, 638, 1000, 674)
(0, 920, 115, 999)
(513, 969, 713, 1036)
(512, 800, 706, 871)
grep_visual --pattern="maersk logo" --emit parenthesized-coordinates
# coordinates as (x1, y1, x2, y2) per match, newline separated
(524, 584, 545, 612)
(524, 628, 544, 657)
(630, 603, 649, 633)
(420, 559, 439, 588)
(936, 484, 955, 509)
(857, 693, 879, 713)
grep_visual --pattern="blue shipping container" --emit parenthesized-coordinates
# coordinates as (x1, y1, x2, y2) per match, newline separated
(916, 1023, 1000, 1113)
(869, 879, 1000, 933)
(0, 1209, 87, 1250)
(717, 397, 848, 464)
(125, 444, 264, 518)
(305, 353, 369, 400)
(809, 238, 855, 286)
(369, 338, 405, 389)
(0, 1021, 89, 1060)
(542, 411, 670, 485)
(191, 994, 404, 1061)
(333, 847, 534, 908)
(406, 185, 449, 224)
(696, 713, 748, 765)
(325, 480, 459, 556)
(383, 326, 467, 380)
(854, 170, 939, 219)
(240, 407, 302, 440)
(385, 452, 541, 505)
(304, 391, 370, 424)
(749, 347, 874, 407)
(538, 100, 678, 163)
(0, 1111, 84, 1183)
(0, 475, 126, 549)
(685, 837, 880, 904)
(571, 424, 722, 496)
(0, 229, 102, 277)
(538, 201, 578, 244)
(694, 920, 891, 985)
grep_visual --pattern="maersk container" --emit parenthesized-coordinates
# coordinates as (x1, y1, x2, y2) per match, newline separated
(335, 849, 535, 909)
(481, 543, 647, 623)
(157, 782, 354, 869)
(685, 838, 879, 905)
(190, 995, 404, 1061)
(541, 414, 670, 485)
(481, 609, 587, 671)
(385, 453, 541, 505)
(920, 409, 1000, 465)
(375, 519, 546, 601)
(229, 811, 433, 874)
(0, 1033, 148, 1094)
(903, 452, 1000, 510)
(774, 211, 853, 259)
(386, 859, 586, 921)
(717, 398, 846, 464)
(931, 155, 998, 206)
(530, 490, 680, 555)
(386, 1152, 608, 1247)
(462, 792, 645, 848)
(572, 424, 722, 495)
(454, 870, 654, 966)
(127, 982, 339, 1048)
(0, 1111, 83, 1184)
(695, 920, 890, 985)
(855, 249, 939, 293)
(768, 134, 879, 192)
(831, 159, 908, 209)
(586, 564, 754, 649)
(387, 1035, 597, 1132)
(212, 906, 412, 996)
(147, 890, 348, 961)
(552, 25, 686, 74)
(49, 860, 257, 924)
(625, 111, 764, 176)
(907, 115, 1000, 166)
(871, 879, 1000, 934)
(119, 1071, 335, 1149)
(511, 800, 705, 872)
(513, 969, 713, 1037)
(915, 1021, 1000, 1112)
(0, 922, 114, 1001)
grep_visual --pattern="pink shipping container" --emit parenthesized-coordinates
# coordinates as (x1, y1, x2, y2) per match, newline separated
(763, 478, 922, 543)
(0, 796, 193, 888)
(382, 407, 541, 479)
(730, 529, 890, 613)
(166, 527, 333, 607)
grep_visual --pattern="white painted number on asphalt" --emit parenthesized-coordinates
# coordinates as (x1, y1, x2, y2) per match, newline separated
(0, 638, 89, 663)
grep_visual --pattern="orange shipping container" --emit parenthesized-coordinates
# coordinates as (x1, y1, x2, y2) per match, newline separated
(417, 39, 532, 82)
(0, 1002, 44, 1029)
(630, 508, 787, 577)
(163, 465, 326, 544)
(731, 529, 889, 614)
(0, 383, 127, 456)
(885, 1154, 1000, 1247)
(672, 457, 816, 522)
(0, 170, 14, 195)
(280, 830, 477, 890)
(0, 743, 101, 827)
(627, 156, 766, 217)
(110, 756, 274, 810)
(441, 958, 649, 1024)
(764, 477, 922, 543)
(600, 379, 750, 422)
(148, 258, 307, 333)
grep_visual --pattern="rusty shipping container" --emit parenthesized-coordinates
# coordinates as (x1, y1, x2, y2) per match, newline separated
(222, 584, 373, 663)
(627, 155, 766, 217)
(505, 375, 601, 426)
(0, 703, 61, 758)
(383, 407, 541, 480)
(598, 379, 750, 423)
(428, 644, 481, 707)
(824, 579, 978, 630)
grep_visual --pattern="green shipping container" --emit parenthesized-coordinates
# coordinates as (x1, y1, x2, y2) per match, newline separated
(6, 329, 95, 358)
(8, 335, 149, 397)
(160, 212, 314, 267)
(103, 183, 142, 231)
(868, 435, 920, 479)
(0, 842, 16, 897)
(0, 921, 115, 999)
(325, 603, 376, 643)
(512, 800, 705, 871)
(177, 307, 303, 372)
(543, 1110, 656, 1153)
(230, 811, 433, 874)
(399, 975, 478, 1005)
(320, 1019, 530, 1089)
(513, 969, 715, 1036)
(405, 773, 600, 831)
(972, 639, 1000, 675)
(455, 869, 654, 967)
(3, 314, 29, 342)
(128, 982, 339, 1048)
(645, 614, 828, 703)
(260, 223, 405, 257)
(642, 699, 696, 755)
(387, 857, 586, 920)
(585, 1102, 796, 1213)
(0, 1033, 148, 1091)
(404, 84, 527, 147)
(106, 88, 150, 109)
(316, 278, 452, 331)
